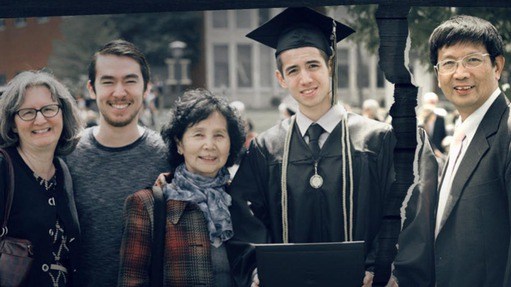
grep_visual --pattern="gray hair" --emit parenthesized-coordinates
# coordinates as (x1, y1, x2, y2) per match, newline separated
(0, 70, 83, 155)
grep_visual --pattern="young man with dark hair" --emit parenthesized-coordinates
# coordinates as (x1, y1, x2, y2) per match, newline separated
(66, 39, 169, 286)
(227, 7, 397, 286)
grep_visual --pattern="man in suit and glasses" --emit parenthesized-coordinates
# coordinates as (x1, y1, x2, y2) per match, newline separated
(393, 15, 511, 287)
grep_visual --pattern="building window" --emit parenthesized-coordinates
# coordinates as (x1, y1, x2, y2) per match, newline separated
(214, 45, 229, 88)
(237, 45, 253, 88)
(358, 47, 370, 88)
(0, 19, 5, 30)
(258, 9, 270, 25)
(212, 10, 228, 28)
(236, 10, 251, 29)
(260, 45, 273, 88)
(337, 48, 349, 89)
(14, 18, 27, 28)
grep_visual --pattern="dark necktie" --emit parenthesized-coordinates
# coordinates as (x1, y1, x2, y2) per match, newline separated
(307, 123, 324, 159)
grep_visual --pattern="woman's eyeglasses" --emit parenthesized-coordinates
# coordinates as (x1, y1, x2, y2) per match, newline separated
(16, 104, 61, 121)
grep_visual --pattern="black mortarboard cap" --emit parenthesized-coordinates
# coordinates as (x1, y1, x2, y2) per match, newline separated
(246, 7, 355, 57)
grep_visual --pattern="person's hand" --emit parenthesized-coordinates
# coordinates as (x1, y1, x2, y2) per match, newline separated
(251, 270, 260, 287)
(386, 275, 399, 287)
(155, 172, 170, 187)
(362, 271, 374, 287)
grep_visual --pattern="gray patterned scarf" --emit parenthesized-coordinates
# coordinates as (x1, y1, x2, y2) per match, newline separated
(163, 164, 233, 247)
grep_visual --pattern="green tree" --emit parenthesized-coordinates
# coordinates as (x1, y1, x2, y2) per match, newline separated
(48, 12, 202, 95)
(346, 5, 511, 83)
(110, 12, 202, 65)
(48, 15, 119, 95)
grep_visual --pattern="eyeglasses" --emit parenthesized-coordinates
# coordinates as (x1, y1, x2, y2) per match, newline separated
(16, 104, 61, 121)
(434, 52, 490, 75)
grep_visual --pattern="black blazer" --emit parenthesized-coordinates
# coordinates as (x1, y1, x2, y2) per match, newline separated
(436, 94, 510, 286)
(395, 94, 511, 286)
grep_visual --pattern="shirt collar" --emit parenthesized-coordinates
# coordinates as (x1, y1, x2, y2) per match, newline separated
(456, 88, 501, 140)
(296, 104, 346, 137)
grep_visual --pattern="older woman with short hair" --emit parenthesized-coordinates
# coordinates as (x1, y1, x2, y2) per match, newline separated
(0, 70, 83, 286)
(118, 88, 246, 286)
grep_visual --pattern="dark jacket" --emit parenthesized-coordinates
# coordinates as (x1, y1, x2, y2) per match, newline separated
(395, 94, 511, 286)
(0, 147, 81, 286)
(436, 94, 511, 286)
(118, 186, 221, 286)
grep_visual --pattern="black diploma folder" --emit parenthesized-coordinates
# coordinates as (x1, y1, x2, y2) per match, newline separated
(254, 241, 365, 287)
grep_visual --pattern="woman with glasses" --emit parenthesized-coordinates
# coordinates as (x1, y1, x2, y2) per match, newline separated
(0, 70, 82, 286)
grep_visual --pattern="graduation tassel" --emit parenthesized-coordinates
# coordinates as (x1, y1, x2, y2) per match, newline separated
(341, 113, 354, 242)
(280, 116, 295, 243)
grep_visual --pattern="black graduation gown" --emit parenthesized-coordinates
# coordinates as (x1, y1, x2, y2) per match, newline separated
(227, 113, 396, 286)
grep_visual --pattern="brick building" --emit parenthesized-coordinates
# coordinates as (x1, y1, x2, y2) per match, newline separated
(0, 17, 63, 85)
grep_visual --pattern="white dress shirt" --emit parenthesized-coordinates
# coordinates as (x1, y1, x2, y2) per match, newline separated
(296, 104, 346, 148)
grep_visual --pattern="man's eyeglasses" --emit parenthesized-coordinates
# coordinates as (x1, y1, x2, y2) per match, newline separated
(434, 52, 490, 75)
(16, 104, 61, 121)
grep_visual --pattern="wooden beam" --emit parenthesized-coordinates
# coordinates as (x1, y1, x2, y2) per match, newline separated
(1, 0, 509, 18)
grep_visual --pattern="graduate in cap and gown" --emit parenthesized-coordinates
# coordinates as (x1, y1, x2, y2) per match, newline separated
(227, 7, 398, 286)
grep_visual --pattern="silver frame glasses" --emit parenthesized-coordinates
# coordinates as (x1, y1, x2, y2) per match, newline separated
(434, 52, 490, 75)
(16, 104, 61, 121)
